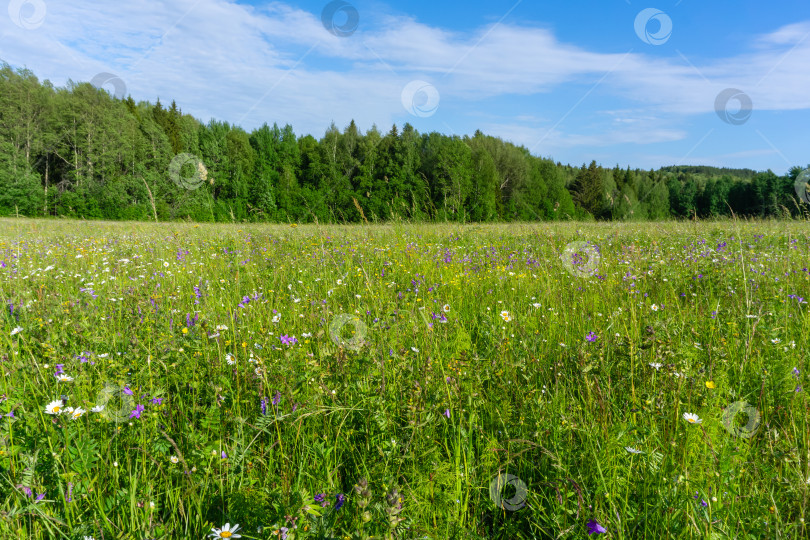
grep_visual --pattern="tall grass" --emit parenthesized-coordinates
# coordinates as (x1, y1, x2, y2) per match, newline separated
(0, 218, 807, 539)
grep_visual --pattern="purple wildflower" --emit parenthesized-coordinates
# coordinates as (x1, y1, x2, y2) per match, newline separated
(261, 398, 267, 415)
(279, 335, 297, 345)
(335, 493, 345, 510)
(150, 397, 163, 405)
(793, 367, 801, 379)
(35, 492, 45, 502)
(444, 409, 451, 419)
(129, 404, 145, 419)
(272, 391, 281, 406)
(17, 484, 32, 497)
(586, 519, 607, 535)
(122, 386, 133, 396)
(586, 332, 598, 343)
(700, 499, 708, 507)
(221, 451, 227, 459)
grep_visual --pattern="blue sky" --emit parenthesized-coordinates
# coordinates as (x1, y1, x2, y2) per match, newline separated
(2, 0, 809, 173)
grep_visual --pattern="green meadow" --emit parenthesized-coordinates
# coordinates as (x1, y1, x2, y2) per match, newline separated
(0, 218, 807, 539)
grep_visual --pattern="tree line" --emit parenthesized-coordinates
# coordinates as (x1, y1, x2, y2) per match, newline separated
(1, 64, 807, 223)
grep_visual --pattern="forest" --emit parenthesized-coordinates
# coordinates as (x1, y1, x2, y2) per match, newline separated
(1, 64, 807, 223)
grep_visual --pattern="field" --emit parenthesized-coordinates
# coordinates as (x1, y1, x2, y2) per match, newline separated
(0, 218, 807, 539)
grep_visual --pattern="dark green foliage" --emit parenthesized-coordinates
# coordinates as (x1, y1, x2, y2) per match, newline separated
(0, 64, 806, 222)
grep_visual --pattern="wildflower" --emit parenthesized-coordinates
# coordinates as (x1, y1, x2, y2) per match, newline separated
(221, 451, 227, 459)
(682, 412, 702, 425)
(771, 338, 781, 345)
(10, 326, 22, 336)
(444, 409, 450, 419)
(279, 335, 297, 345)
(443, 304, 450, 312)
(170, 456, 179, 463)
(586, 519, 607, 534)
(651, 304, 659, 311)
(56, 374, 74, 382)
(122, 386, 133, 396)
(624, 447, 643, 454)
(531, 303, 541, 308)
(705, 381, 716, 389)
(585, 332, 598, 343)
(91, 404, 104, 413)
(793, 367, 800, 379)
(129, 404, 145, 419)
(411, 347, 419, 353)
(272, 391, 281, 406)
(315, 493, 329, 507)
(335, 493, 346, 510)
(150, 397, 163, 405)
(45, 399, 63, 415)
(70, 407, 86, 420)
(499, 310, 512, 322)
(208, 523, 242, 538)
(649, 363, 662, 370)
(226, 353, 235, 365)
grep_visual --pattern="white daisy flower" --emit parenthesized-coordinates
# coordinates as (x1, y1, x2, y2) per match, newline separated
(216, 324, 229, 331)
(271, 315, 281, 323)
(771, 338, 781, 344)
(531, 303, 541, 308)
(170, 456, 179, 464)
(302, 332, 312, 338)
(91, 405, 105, 413)
(10, 326, 23, 336)
(443, 304, 451, 312)
(209, 523, 241, 539)
(411, 347, 419, 353)
(56, 374, 74, 382)
(70, 407, 86, 420)
(45, 399, 64, 415)
(651, 304, 659, 311)
(649, 363, 662, 370)
(500, 310, 512, 322)
(624, 447, 643, 454)
(682, 412, 702, 425)
(226, 353, 235, 365)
